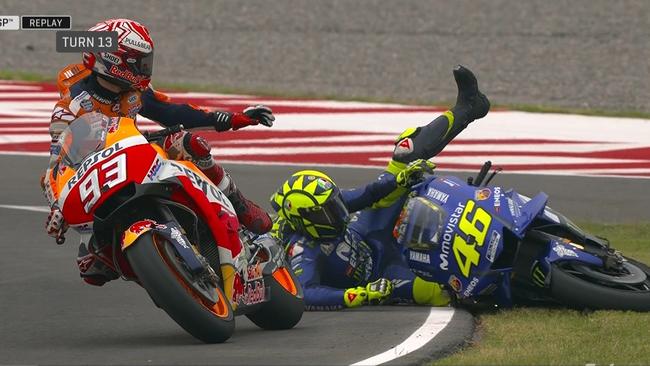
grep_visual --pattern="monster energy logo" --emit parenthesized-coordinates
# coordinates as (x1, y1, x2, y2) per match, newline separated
(531, 263, 546, 287)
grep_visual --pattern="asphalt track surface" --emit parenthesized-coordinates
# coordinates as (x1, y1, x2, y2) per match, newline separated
(1, 154, 648, 365)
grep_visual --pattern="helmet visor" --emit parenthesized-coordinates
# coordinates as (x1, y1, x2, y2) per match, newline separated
(297, 192, 349, 233)
(125, 50, 154, 78)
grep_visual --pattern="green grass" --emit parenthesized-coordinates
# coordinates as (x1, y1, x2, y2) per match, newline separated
(2, 68, 649, 119)
(433, 222, 650, 366)
(0, 70, 54, 83)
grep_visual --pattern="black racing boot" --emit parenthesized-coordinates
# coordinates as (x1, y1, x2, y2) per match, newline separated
(77, 243, 118, 286)
(450, 65, 490, 125)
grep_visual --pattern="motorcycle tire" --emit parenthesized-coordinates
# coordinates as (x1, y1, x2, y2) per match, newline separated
(549, 257, 650, 311)
(246, 267, 304, 330)
(126, 230, 235, 343)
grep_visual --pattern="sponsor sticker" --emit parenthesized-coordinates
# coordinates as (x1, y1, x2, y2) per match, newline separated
(426, 187, 449, 204)
(409, 250, 431, 264)
(128, 219, 155, 234)
(122, 33, 152, 53)
(316, 177, 332, 190)
(531, 262, 546, 287)
(463, 276, 479, 298)
(486, 230, 501, 262)
(246, 263, 263, 281)
(448, 274, 463, 293)
(552, 243, 578, 258)
(439, 201, 466, 271)
(80, 98, 93, 111)
(170, 227, 189, 249)
(146, 158, 162, 180)
(475, 188, 491, 201)
(235, 280, 266, 306)
(493, 186, 502, 212)
(107, 118, 119, 133)
(101, 52, 122, 65)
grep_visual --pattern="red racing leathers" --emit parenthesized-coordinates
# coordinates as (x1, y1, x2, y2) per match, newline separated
(45, 63, 271, 285)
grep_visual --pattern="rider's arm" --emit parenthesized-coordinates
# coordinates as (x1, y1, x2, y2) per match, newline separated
(341, 173, 400, 212)
(138, 87, 267, 131)
(287, 239, 347, 310)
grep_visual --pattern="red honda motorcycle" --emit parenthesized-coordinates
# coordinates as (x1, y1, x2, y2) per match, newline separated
(44, 113, 303, 343)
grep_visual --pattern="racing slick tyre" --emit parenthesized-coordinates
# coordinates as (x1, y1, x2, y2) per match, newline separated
(126, 231, 235, 343)
(549, 258, 650, 311)
(246, 267, 304, 330)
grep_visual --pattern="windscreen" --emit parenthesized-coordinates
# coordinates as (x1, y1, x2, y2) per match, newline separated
(59, 112, 110, 168)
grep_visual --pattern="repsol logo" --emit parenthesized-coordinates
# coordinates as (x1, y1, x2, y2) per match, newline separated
(169, 162, 230, 210)
(67, 142, 124, 189)
(439, 201, 466, 270)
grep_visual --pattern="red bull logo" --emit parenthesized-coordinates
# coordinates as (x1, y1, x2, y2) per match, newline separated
(129, 219, 156, 234)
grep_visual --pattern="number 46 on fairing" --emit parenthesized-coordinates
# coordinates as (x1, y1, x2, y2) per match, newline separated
(452, 200, 492, 277)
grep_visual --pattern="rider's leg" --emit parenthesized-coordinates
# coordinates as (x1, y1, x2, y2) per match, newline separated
(163, 131, 272, 234)
(382, 263, 450, 306)
(390, 65, 490, 168)
(371, 66, 490, 208)
(76, 238, 118, 286)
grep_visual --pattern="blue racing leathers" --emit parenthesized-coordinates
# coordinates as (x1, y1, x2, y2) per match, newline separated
(275, 174, 433, 310)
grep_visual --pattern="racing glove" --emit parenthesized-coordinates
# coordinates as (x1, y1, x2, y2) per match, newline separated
(396, 159, 436, 187)
(343, 278, 394, 308)
(45, 206, 68, 243)
(230, 105, 275, 130)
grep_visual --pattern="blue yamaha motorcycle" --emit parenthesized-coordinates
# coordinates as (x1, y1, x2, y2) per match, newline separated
(391, 162, 650, 310)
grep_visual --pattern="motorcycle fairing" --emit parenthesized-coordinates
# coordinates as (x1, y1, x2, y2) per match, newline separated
(121, 219, 205, 275)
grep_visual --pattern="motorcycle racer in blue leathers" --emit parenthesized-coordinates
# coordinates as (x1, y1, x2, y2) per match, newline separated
(270, 65, 490, 310)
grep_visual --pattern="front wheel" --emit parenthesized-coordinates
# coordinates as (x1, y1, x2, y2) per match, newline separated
(126, 231, 235, 343)
(550, 258, 650, 311)
(246, 267, 304, 330)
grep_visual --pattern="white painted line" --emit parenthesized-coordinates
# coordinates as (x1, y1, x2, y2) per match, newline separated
(350, 307, 455, 366)
(0, 204, 49, 213)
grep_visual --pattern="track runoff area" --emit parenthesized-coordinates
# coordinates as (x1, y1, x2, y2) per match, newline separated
(1, 80, 649, 365)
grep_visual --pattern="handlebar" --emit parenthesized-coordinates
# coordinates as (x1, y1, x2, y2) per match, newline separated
(143, 124, 185, 142)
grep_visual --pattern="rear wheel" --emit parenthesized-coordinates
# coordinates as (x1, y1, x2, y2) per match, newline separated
(126, 231, 235, 343)
(550, 257, 650, 311)
(246, 267, 304, 330)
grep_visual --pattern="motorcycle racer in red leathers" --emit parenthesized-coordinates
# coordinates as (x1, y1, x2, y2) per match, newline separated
(43, 18, 274, 286)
